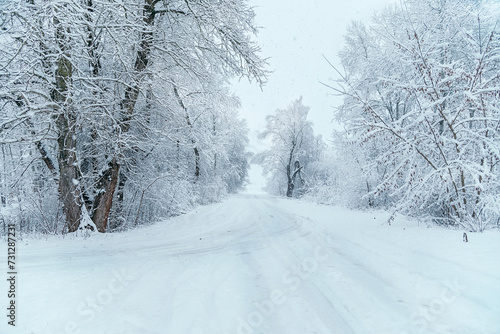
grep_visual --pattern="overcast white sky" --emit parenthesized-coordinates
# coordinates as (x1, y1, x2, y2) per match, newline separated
(232, 0, 396, 151)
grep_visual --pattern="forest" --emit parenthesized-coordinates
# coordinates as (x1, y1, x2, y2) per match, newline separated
(2, 2, 498, 333)
(1, 0, 499, 235)
(258, 0, 500, 232)
(0, 0, 266, 234)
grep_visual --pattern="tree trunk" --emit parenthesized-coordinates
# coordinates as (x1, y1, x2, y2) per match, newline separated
(108, 171, 127, 231)
(285, 143, 296, 197)
(287, 162, 303, 198)
(52, 16, 83, 233)
(91, 0, 155, 231)
(286, 163, 294, 197)
(194, 146, 200, 180)
(57, 113, 83, 233)
(286, 181, 294, 197)
(91, 158, 120, 232)
(173, 86, 200, 181)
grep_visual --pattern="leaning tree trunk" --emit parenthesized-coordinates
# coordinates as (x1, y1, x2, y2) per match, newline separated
(91, 0, 155, 232)
(91, 158, 120, 232)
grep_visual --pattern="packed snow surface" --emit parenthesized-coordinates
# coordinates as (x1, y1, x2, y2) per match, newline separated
(1, 166, 499, 334)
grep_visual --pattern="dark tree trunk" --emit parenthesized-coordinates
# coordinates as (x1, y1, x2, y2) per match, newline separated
(91, 158, 120, 232)
(286, 178, 294, 197)
(194, 146, 200, 180)
(287, 164, 304, 198)
(285, 143, 296, 197)
(57, 113, 83, 233)
(52, 16, 83, 233)
(91, 0, 155, 231)
(35, 139, 58, 183)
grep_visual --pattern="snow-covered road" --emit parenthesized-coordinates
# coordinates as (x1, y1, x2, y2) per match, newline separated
(2, 169, 499, 334)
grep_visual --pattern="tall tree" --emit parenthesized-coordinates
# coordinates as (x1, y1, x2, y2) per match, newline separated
(256, 97, 322, 197)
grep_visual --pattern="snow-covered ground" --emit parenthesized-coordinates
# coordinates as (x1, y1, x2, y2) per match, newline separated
(1, 165, 499, 334)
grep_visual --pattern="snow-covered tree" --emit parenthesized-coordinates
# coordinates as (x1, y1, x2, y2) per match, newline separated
(304, 130, 386, 209)
(329, 0, 500, 231)
(0, 0, 266, 234)
(255, 97, 323, 197)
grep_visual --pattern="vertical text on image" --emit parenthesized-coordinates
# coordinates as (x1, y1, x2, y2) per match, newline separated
(6, 223, 17, 326)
